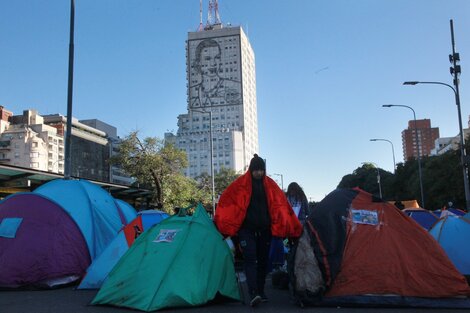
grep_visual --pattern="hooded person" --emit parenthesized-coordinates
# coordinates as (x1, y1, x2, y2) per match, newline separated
(214, 154, 302, 307)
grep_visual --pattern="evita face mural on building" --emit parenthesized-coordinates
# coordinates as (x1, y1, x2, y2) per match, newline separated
(188, 36, 241, 108)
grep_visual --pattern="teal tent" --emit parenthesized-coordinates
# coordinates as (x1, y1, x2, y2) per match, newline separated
(92, 204, 239, 311)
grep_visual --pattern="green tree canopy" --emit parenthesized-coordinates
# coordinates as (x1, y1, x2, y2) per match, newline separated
(215, 167, 240, 195)
(195, 167, 241, 211)
(338, 163, 393, 199)
(338, 145, 469, 210)
(109, 131, 207, 212)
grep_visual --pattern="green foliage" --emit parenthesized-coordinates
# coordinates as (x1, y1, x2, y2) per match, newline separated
(338, 145, 469, 210)
(195, 167, 241, 212)
(423, 152, 463, 209)
(215, 167, 240, 195)
(388, 151, 464, 209)
(162, 174, 208, 213)
(338, 163, 393, 198)
(109, 131, 202, 213)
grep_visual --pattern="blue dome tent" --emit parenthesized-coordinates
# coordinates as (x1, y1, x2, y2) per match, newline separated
(34, 179, 136, 259)
(429, 215, 470, 279)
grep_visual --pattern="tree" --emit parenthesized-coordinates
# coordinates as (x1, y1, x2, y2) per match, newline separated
(215, 167, 240, 195)
(338, 163, 393, 200)
(195, 167, 240, 211)
(163, 173, 208, 212)
(422, 151, 462, 209)
(109, 131, 203, 212)
(338, 145, 469, 210)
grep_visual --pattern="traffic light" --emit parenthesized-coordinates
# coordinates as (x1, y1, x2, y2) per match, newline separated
(449, 53, 461, 76)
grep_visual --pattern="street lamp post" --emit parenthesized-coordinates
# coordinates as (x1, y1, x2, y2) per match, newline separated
(383, 104, 425, 208)
(64, 0, 75, 180)
(370, 138, 396, 173)
(402, 22, 469, 210)
(192, 109, 215, 214)
(272, 173, 284, 191)
(362, 162, 382, 198)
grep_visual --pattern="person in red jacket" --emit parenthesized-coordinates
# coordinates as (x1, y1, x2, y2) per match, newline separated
(214, 154, 302, 307)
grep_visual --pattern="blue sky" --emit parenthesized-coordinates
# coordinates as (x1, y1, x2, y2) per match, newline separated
(1, 1, 469, 201)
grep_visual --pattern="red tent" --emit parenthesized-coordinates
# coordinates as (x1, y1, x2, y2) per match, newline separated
(292, 188, 470, 308)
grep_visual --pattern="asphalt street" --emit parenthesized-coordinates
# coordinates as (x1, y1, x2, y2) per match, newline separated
(1, 275, 469, 313)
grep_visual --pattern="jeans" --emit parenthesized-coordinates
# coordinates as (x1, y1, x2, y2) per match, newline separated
(238, 228, 272, 295)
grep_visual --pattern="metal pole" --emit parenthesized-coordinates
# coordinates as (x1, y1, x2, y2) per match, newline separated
(370, 138, 396, 173)
(273, 173, 284, 190)
(450, 19, 470, 210)
(403, 80, 470, 209)
(383, 105, 425, 208)
(403, 22, 469, 209)
(64, 0, 75, 179)
(193, 109, 216, 214)
(377, 167, 382, 199)
(411, 109, 424, 208)
(361, 162, 382, 198)
(209, 111, 215, 215)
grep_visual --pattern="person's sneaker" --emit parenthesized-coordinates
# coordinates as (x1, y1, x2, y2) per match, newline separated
(250, 294, 262, 307)
(260, 293, 268, 303)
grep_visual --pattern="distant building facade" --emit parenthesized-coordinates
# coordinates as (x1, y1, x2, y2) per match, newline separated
(43, 114, 110, 181)
(0, 106, 132, 185)
(430, 116, 470, 156)
(402, 119, 439, 160)
(166, 23, 259, 178)
(80, 119, 134, 185)
(0, 109, 64, 174)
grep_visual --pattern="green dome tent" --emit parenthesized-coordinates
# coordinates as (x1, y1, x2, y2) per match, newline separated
(92, 204, 239, 311)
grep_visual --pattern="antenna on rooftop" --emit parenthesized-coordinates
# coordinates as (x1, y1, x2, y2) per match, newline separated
(198, 0, 203, 31)
(206, 0, 213, 29)
(214, 0, 221, 24)
(205, 0, 222, 30)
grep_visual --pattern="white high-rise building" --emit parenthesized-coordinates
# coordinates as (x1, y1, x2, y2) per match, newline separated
(166, 23, 259, 178)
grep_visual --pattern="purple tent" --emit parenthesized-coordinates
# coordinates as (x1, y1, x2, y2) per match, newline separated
(0, 193, 90, 289)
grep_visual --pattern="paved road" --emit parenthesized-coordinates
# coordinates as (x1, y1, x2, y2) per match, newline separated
(1, 275, 468, 313)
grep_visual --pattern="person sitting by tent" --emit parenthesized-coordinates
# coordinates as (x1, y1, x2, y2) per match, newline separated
(214, 154, 302, 307)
